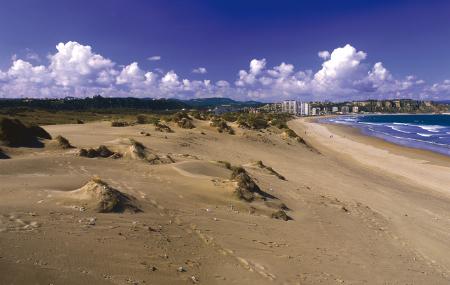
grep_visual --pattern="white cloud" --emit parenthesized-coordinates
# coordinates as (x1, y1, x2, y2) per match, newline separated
(192, 67, 207, 74)
(318, 50, 330, 60)
(147, 55, 161, 61)
(0, 41, 445, 101)
(49, 41, 115, 87)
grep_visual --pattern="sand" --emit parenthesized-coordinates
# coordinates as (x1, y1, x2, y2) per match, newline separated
(0, 118, 450, 284)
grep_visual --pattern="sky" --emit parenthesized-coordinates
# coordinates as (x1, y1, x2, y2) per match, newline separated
(0, 0, 450, 102)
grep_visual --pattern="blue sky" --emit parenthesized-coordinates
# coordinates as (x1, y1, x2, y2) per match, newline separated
(0, 0, 449, 101)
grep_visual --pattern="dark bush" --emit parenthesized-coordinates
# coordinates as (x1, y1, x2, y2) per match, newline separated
(55, 135, 74, 149)
(111, 121, 129, 127)
(0, 117, 51, 147)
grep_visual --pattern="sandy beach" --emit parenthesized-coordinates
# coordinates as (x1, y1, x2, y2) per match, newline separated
(1, 117, 450, 284)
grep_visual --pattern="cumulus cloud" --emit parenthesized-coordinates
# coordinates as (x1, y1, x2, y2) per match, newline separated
(318, 50, 330, 60)
(147, 55, 161, 61)
(192, 67, 207, 74)
(0, 41, 445, 101)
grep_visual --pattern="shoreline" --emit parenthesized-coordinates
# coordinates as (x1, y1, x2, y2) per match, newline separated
(319, 117, 450, 166)
(318, 114, 450, 157)
(289, 117, 450, 196)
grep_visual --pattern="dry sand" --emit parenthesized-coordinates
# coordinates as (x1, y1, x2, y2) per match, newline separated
(1, 117, 450, 284)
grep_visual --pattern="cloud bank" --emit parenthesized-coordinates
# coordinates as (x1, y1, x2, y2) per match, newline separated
(0, 41, 448, 101)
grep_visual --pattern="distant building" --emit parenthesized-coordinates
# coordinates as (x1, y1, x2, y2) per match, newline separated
(352, 106, 359, 113)
(341, 106, 350, 114)
(311, 108, 317, 116)
(280, 100, 311, 116)
(300, 102, 310, 116)
(332, 106, 338, 113)
(281, 100, 299, 114)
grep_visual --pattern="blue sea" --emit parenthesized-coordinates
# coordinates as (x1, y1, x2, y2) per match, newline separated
(321, 114, 450, 156)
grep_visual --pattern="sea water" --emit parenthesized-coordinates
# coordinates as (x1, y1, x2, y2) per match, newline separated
(321, 114, 450, 156)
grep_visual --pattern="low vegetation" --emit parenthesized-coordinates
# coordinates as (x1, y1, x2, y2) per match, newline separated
(255, 160, 286, 180)
(0, 147, 9, 159)
(154, 122, 173, 133)
(111, 120, 130, 127)
(79, 145, 118, 158)
(0, 117, 51, 147)
(177, 118, 195, 129)
(76, 178, 141, 213)
(271, 210, 291, 221)
(230, 166, 276, 202)
(210, 117, 235, 134)
(55, 135, 74, 149)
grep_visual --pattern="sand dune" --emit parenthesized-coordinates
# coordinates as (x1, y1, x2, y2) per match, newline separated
(1, 118, 450, 284)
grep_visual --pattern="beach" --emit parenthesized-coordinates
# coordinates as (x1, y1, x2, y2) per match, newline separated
(1, 118, 450, 284)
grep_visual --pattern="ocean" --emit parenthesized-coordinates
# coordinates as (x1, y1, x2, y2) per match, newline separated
(321, 114, 450, 156)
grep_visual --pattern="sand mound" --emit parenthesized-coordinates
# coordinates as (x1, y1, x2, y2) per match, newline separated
(55, 135, 74, 149)
(154, 122, 173, 133)
(254, 161, 286, 180)
(68, 179, 141, 213)
(173, 161, 232, 179)
(231, 167, 276, 202)
(271, 210, 291, 221)
(122, 139, 174, 164)
(0, 118, 51, 147)
(177, 118, 195, 129)
(210, 118, 235, 134)
(0, 147, 9, 159)
(79, 145, 117, 158)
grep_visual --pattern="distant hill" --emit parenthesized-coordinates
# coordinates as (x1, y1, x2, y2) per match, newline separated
(0, 96, 263, 111)
(183, 97, 263, 109)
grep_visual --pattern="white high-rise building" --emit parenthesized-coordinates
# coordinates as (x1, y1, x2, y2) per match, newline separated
(281, 100, 299, 114)
(300, 102, 310, 116)
(281, 100, 310, 116)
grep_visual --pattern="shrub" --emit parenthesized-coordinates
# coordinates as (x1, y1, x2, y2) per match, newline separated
(55, 135, 74, 149)
(136, 114, 147, 124)
(0, 117, 51, 147)
(154, 122, 173, 133)
(177, 118, 195, 129)
(271, 210, 291, 221)
(79, 145, 115, 158)
(172, 112, 191, 122)
(211, 118, 234, 134)
(111, 121, 129, 127)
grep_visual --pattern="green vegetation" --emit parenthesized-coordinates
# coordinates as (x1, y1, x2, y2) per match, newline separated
(210, 117, 235, 134)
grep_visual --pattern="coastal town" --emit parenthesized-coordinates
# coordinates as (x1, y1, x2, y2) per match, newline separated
(258, 99, 449, 116)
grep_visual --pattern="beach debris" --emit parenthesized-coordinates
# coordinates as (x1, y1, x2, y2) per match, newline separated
(177, 266, 186, 272)
(191, 276, 199, 283)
